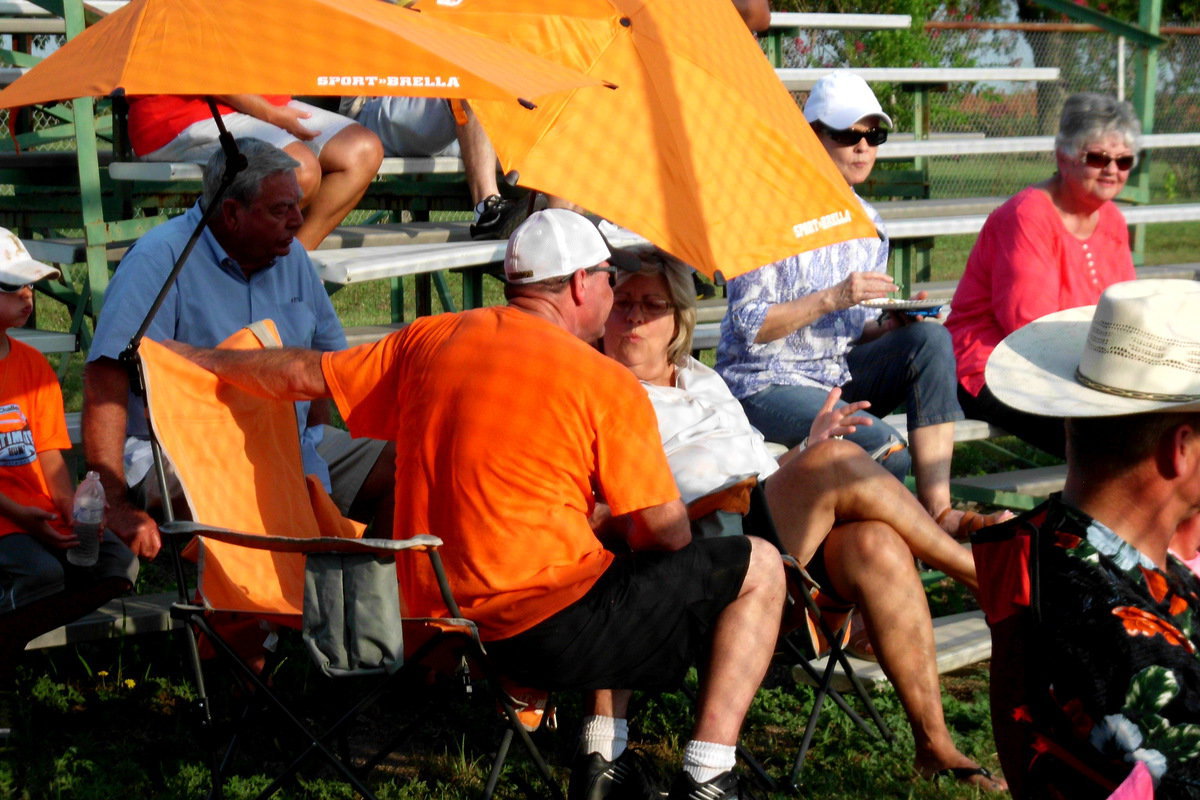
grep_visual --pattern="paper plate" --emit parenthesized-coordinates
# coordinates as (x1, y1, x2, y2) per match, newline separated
(859, 298, 945, 312)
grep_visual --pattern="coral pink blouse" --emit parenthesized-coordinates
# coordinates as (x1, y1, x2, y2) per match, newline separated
(946, 187, 1135, 396)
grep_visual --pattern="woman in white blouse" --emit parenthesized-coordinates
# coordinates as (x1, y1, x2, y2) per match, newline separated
(601, 250, 1008, 792)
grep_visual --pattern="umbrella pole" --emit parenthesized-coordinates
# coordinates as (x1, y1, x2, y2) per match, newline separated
(119, 98, 248, 365)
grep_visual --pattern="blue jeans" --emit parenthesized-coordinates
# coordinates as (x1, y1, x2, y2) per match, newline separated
(740, 323, 962, 481)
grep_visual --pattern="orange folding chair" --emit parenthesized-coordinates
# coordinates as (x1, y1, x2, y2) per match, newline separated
(138, 322, 560, 800)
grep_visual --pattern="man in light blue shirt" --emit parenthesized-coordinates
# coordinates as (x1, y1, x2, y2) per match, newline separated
(83, 139, 393, 559)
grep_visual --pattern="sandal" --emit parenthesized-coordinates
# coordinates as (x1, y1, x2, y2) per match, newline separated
(931, 766, 1007, 792)
(936, 508, 1013, 541)
(844, 611, 877, 662)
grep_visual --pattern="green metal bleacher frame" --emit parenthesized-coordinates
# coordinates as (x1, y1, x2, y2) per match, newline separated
(0, 0, 483, 334)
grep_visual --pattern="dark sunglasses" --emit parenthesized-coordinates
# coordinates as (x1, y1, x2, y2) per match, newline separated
(1081, 151, 1136, 171)
(824, 127, 888, 147)
(0, 282, 31, 293)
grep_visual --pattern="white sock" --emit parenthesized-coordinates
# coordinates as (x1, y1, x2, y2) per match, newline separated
(682, 740, 736, 784)
(579, 715, 628, 761)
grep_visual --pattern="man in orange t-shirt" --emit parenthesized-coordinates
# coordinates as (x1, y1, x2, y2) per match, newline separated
(168, 210, 785, 800)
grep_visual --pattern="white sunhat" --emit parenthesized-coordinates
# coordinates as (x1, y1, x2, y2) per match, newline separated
(985, 279, 1200, 418)
(0, 228, 59, 288)
(504, 209, 636, 284)
(803, 72, 894, 131)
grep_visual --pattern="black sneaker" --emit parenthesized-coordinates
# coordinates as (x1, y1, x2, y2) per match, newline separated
(569, 749, 665, 800)
(470, 195, 525, 240)
(666, 770, 749, 800)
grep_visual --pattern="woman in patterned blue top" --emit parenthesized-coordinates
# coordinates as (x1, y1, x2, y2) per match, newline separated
(716, 72, 986, 539)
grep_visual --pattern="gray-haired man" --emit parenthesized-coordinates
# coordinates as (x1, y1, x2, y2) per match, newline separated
(83, 138, 393, 559)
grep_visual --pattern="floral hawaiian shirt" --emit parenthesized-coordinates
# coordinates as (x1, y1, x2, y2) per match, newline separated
(978, 496, 1200, 798)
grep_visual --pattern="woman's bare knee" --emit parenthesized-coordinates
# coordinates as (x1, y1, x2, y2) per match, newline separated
(319, 124, 383, 173)
(827, 520, 914, 579)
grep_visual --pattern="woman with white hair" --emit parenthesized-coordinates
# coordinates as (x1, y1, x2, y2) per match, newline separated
(947, 93, 1140, 457)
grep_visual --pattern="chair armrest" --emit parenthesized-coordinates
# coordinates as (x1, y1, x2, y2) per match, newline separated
(160, 520, 442, 555)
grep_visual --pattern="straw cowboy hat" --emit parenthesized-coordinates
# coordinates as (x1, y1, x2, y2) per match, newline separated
(986, 279, 1200, 418)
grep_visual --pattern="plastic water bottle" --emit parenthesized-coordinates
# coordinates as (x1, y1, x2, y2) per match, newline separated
(66, 471, 105, 568)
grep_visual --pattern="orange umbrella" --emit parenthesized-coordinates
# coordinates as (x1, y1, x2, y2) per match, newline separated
(0, 0, 611, 357)
(0, 0, 610, 110)
(418, 0, 877, 280)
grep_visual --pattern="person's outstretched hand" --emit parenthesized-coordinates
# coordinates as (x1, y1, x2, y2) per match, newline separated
(808, 386, 872, 443)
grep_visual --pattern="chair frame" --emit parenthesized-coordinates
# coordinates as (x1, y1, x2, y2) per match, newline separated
(779, 559, 894, 789)
(160, 518, 564, 800)
(140, 354, 563, 800)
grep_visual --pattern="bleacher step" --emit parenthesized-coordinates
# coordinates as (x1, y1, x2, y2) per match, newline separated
(695, 298, 727, 324)
(315, 221, 472, 250)
(952, 464, 1067, 498)
(9, 327, 76, 354)
(792, 610, 990, 692)
(689, 263, 1197, 348)
(23, 221, 476, 266)
(880, 413, 1004, 444)
(24, 591, 179, 650)
(109, 155, 466, 183)
(344, 323, 407, 348)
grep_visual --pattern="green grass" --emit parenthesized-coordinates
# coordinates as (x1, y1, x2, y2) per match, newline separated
(10, 184, 1190, 797)
(2, 623, 1004, 800)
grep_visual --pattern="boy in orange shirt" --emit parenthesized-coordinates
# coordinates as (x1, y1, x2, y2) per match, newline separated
(0, 233, 138, 678)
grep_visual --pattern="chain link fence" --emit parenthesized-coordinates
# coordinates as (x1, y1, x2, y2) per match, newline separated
(780, 21, 1200, 201)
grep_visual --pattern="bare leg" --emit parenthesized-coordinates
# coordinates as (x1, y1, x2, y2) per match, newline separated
(282, 141, 322, 211)
(292, 124, 384, 249)
(692, 536, 784, 745)
(909, 422, 955, 518)
(586, 690, 633, 719)
(455, 101, 501, 205)
(349, 442, 396, 536)
(765, 439, 977, 590)
(821, 521, 1006, 791)
(910, 422, 1012, 537)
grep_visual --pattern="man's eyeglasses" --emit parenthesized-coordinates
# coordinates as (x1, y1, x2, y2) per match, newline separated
(1080, 150, 1136, 171)
(612, 296, 674, 317)
(0, 282, 31, 293)
(586, 265, 618, 287)
(823, 127, 888, 148)
(557, 265, 617, 286)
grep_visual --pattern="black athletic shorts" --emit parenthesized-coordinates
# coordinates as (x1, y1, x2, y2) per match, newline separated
(485, 536, 751, 691)
(745, 480, 850, 608)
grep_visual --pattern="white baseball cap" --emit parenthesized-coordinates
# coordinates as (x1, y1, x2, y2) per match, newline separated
(804, 72, 893, 131)
(504, 209, 635, 284)
(0, 228, 59, 288)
